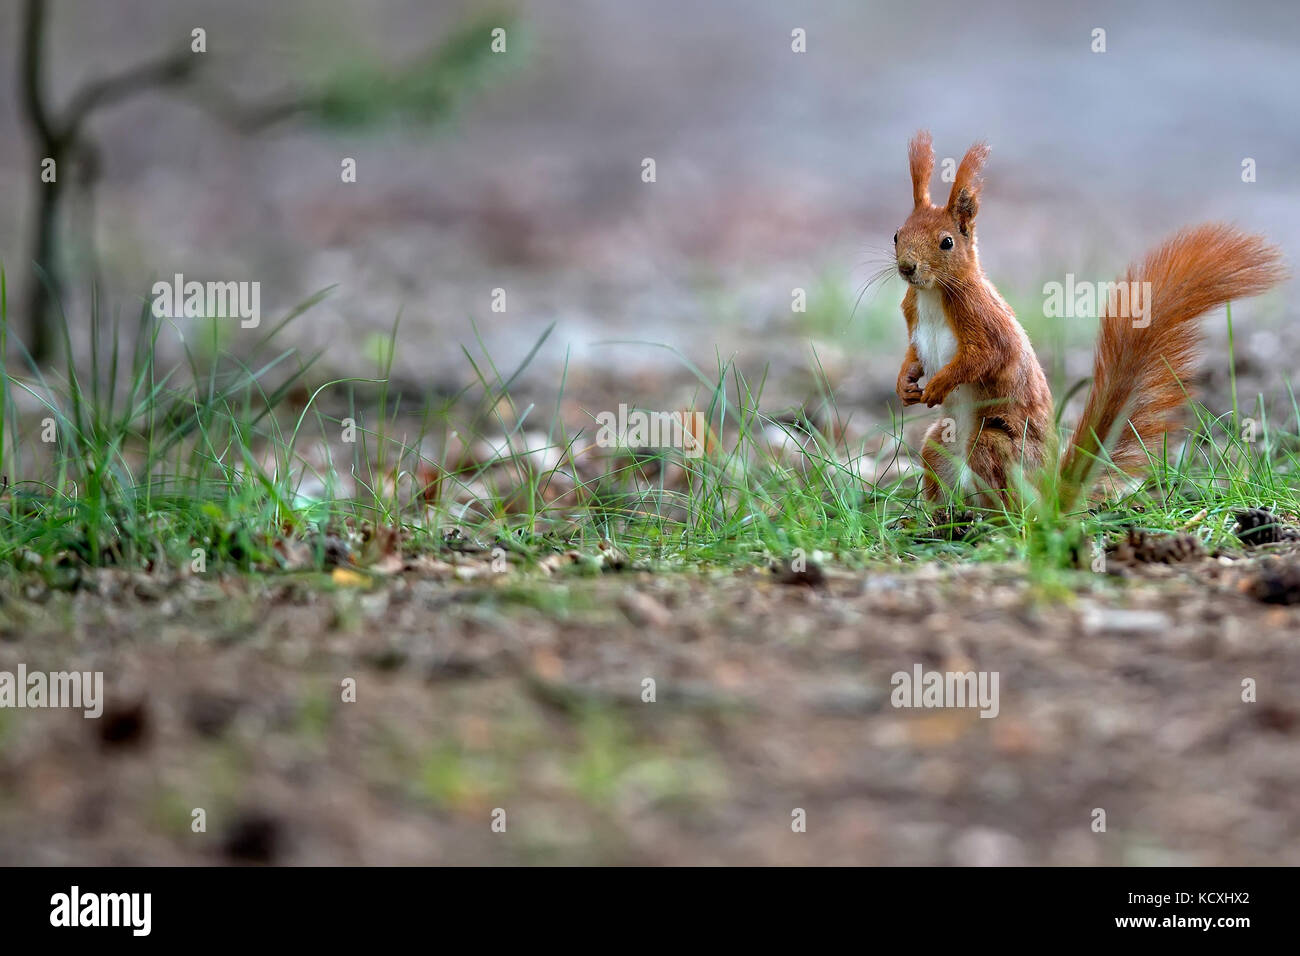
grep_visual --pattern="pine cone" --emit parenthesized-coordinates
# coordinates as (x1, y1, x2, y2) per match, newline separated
(1234, 507, 1299, 547)
(1107, 529, 1204, 565)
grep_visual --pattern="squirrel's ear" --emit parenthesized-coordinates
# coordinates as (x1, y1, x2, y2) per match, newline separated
(908, 130, 934, 208)
(946, 141, 990, 235)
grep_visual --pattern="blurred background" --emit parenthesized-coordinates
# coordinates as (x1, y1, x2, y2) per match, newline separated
(2, 0, 1299, 868)
(1, 0, 1296, 428)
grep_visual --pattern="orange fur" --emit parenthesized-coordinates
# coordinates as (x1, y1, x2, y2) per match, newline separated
(1058, 224, 1286, 508)
(908, 130, 934, 208)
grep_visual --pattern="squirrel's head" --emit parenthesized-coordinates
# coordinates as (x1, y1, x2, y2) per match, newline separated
(894, 130, 989, 290)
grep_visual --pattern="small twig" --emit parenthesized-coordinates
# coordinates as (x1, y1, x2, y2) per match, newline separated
(183, 84, 319, 133)
(60, 51, 198, 133)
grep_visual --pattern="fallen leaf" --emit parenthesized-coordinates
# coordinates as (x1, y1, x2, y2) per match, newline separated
(331, 568, 370, 587)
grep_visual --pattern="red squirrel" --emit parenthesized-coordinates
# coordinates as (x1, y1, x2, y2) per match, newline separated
(893, 130, 1286, 510)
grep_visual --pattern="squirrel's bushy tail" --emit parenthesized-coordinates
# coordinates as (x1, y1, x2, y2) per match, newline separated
(1058, 223, 1286, 509)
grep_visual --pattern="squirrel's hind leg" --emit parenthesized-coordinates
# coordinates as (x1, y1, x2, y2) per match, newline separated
(964, 425, 1048, 509)
(920, 421, 964, 503)
(963, 429, 1015, 508)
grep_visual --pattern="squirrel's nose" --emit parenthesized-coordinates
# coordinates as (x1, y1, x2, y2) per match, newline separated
(898, 260, 917, 278)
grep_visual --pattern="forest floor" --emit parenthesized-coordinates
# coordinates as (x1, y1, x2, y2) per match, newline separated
(4, 535, 1299, 866)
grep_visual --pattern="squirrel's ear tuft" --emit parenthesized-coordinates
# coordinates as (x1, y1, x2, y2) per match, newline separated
(908, 130, 934, 208)
(947, 141, 990, 235)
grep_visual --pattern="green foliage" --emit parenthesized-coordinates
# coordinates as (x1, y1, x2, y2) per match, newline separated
(0, 267, 1295, 583)
(312, 12, 519, 129)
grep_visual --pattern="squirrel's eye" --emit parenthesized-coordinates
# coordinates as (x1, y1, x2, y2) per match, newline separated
(939, 236, 954, 250)
(893, 231, 899, 245)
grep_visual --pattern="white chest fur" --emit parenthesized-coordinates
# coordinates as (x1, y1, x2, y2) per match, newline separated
(912, 288, 974, 487)
(912, 288, 957, 373)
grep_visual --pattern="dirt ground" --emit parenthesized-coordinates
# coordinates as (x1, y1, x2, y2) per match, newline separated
(3, 542, 1299, 866)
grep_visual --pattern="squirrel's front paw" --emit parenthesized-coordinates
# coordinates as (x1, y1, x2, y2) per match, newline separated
(898, 380, 924, 406)
(921, 377, 952, 407)
(897, 363, 924, 406)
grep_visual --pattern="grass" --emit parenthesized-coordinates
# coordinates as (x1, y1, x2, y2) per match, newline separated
(0, 269, 1297, 589)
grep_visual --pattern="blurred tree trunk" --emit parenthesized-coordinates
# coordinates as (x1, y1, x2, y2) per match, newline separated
(23, 161, 64, 366)
(19, 0, 63, 364)
(15, 0, 509, 366)
(18, 0, 194, 365)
